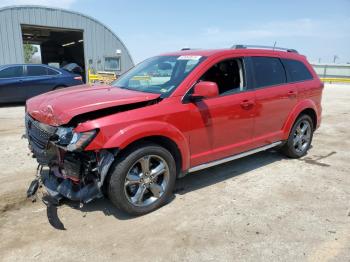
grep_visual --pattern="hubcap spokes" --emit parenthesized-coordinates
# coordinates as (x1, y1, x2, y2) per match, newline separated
(293, 120, 311, 153)
(124, 155, 169, 207)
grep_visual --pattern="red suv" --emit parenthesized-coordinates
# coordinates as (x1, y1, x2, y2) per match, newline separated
(25, 45, 323, 215)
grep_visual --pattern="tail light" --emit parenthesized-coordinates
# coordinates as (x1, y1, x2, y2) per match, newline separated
(74, 76, 83, 81)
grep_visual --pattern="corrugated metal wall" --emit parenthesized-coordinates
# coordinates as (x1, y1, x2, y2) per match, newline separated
(0, 6, 134, 74)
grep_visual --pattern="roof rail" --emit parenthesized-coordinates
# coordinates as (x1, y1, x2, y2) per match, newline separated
(232, 44, 298, 53)
(181, 47, 191, 51)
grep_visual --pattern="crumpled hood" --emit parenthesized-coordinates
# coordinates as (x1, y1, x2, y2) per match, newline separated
(26, 84, 161, 126)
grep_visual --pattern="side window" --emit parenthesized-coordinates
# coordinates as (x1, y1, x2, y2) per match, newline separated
(27, 66, 48, 76)
(0, 66, 24, 78)
(200, 58, 245, 95)
(282, 59, 313, 82)
(251, 57, 286, 88)
(47, 68, 59, 75)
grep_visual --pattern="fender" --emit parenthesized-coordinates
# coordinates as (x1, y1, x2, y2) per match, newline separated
(103, 121, 191, 170)
(282, 99, 319, 140)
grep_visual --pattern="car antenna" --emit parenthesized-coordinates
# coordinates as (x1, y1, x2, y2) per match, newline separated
(273, 41, 277, 51)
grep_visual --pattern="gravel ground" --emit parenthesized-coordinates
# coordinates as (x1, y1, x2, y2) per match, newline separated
(0, 84, 349, 262)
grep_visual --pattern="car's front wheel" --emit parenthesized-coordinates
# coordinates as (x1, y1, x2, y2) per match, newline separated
(281, 114, 314, 158)
(108, 143, 176, 215)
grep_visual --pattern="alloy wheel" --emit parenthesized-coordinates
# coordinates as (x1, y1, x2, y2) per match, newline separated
(293, 120, 312, 153)
(124, 155, 170, 207)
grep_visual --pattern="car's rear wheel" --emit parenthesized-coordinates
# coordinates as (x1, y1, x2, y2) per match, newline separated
(281, 114, 314, 158)
(53, 85, 66, 90)
(108, 143, 176, 215)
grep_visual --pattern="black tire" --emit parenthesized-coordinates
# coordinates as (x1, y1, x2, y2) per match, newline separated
(53, 85, 66, 90)
(281, 114, 314, 158)
(108, 143, 176, 216)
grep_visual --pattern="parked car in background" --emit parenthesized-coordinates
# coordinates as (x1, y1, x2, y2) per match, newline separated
(0, 64, 83, 103)
(25, 45, 323, 216)
(61, 63, 84, 75)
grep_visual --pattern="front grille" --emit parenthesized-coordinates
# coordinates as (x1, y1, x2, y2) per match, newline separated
(25, 114, 58, 164)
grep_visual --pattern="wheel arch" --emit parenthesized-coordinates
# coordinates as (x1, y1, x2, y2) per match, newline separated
(298, 108, 317, 130)
(102, 121, 190, 172)
(53, 84, 67, 90)
(282, 100, 319, 139)
(117, 135, 183, 177)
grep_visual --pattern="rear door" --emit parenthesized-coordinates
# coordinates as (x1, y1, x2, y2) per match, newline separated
(22, 65, 59, 99)
(249, 56, 298, 147)
(0, 65, 26, 103)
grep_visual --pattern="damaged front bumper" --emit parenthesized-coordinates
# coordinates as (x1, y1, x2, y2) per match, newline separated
(41, 149, 114, 203)
(25, 113, 116, 204)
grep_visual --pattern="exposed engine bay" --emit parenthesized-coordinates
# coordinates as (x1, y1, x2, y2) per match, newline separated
(25, 113, 115, 204)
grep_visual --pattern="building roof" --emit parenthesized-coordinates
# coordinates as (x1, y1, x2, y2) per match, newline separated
(0, 5, 134, 65)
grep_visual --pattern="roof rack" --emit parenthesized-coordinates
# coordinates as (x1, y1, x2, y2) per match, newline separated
(232, 44, 298, 53)
(181, 47, 192, 51)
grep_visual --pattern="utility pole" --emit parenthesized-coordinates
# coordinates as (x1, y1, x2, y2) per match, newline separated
(333, 55, 339, 63)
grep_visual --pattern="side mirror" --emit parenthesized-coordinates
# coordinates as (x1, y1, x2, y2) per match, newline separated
(190, 81, 219, 102)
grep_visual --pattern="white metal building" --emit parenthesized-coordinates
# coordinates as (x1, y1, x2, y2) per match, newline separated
(0, 5, 134, 79)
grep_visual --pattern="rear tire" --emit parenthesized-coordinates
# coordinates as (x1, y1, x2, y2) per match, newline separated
(281, 114, 314, 158)
(53, 85, 66, 90)
(108, 143, 176, 216)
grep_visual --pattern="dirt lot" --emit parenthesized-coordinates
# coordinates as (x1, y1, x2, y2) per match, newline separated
(0, 84, 349, 262)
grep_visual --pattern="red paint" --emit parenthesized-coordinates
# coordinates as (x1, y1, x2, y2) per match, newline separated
(192, 81, 219, 99)
(26, 84, 160, 126)
(26, 48, 323, 172)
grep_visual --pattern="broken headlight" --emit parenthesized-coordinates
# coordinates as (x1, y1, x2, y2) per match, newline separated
(54, 128, 97, 152)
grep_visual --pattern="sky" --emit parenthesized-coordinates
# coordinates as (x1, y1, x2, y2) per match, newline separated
(1, 0, 350, 63)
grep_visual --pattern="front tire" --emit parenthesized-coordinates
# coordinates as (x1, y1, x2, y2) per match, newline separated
(108, 143, 176, 216)
(281, 114, 314, 158)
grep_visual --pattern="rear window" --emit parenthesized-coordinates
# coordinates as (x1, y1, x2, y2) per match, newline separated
(282, 59, 313, 82)
(47, 68, 59, 75)
(251, 57, 286, 88)
(0, 66, 24, 78)
(27, 66, 49, 76)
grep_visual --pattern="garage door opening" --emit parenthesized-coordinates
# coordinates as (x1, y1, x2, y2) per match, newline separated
(21, 25, 86, 82)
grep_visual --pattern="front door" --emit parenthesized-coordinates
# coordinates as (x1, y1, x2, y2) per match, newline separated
(187, 58, 256, 167)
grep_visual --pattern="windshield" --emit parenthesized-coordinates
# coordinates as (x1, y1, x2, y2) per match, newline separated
(111, 55, 206, 95)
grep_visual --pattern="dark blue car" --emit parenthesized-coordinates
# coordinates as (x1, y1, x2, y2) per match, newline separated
(0, 64, 84, 103)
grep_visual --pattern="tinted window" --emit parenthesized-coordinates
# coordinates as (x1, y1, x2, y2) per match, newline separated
(251, 57, 286, 88)
(27, 66, 48, 76)
(47, 68, 59, 75)
(0, 66, 24, 78)
(282, 59, 313, 82)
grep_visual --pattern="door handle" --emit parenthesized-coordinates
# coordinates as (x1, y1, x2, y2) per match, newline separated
(287, 90, 296, 98)
(240, 99, 254, 110)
